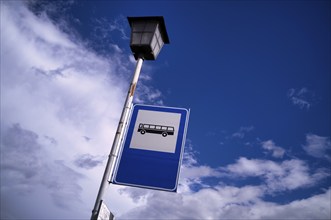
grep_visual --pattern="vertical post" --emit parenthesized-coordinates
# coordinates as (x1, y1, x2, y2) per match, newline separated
(91, 57, 144, 220)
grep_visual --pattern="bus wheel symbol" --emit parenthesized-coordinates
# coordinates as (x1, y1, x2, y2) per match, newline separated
(162, 132, 168, 137)
(140, 130, 146, 135)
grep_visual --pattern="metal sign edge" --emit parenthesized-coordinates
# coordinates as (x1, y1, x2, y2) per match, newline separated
(112, 103, 190, 191)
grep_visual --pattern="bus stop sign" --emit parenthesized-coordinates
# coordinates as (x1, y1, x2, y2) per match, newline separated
(113, 104, 189, 192)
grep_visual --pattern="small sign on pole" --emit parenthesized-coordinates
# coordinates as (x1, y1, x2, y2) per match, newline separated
(113, 104, 189, 192)
(97, 200, 113, 220)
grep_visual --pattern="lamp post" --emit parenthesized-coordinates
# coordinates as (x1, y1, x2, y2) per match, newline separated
(91, 16, 169, 220)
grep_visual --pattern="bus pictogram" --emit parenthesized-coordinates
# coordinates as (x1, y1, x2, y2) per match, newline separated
(137, 123, 175, 137)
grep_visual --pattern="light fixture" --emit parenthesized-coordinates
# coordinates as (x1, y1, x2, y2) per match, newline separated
(128, 16, 170, 60)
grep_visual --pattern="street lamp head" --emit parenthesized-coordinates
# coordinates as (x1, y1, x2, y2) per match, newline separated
(128, 16, 170, 60)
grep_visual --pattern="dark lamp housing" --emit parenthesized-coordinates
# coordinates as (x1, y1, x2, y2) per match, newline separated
(128, 16, 170, 60)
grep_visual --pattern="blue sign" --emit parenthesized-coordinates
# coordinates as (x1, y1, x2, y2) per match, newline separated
(113, 104, 189, 192)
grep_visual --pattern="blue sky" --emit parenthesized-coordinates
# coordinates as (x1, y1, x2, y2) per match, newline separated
(1, 0, 330, 219)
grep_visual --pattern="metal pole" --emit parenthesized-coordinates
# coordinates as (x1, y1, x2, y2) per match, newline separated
(91, 57, 144, 220)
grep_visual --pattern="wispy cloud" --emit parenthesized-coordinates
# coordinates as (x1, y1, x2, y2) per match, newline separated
(0, 1, 160, 218)
(1, 1, 330, 220)
(73, 154, 105, 169)
(223, 157, 327, 192)
(303, 134, 331, 160)
(261, 140, 286, 158)
(1, 124, 84, 209)
(287, 88, 315, 110)
(117, 141, 330, 219)
(93, 15, 129, 41)
(89, 15, 129, 55)
(134, 85, 164, 106)
(119, 185, 331, 219)
(232, 126, 254, 139)
(118, 153, 330, 219)
(179, 140, 220, 193)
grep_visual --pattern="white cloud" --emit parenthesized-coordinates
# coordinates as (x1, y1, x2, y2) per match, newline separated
(93, 15, 129, 41)
(303, 134, 331, 160)
(115, 153, 330, 219)
(73, 154, 105, 169)
(118, 185, 331, 219)
(118, 185, 264, 219)
(176, 140, 223, 193)
(116, 151, 330, 219)
(232, 126, 254, 139)
(261, 140, 286, 158)
(257, 189, 331, 219)
(1, 2, 330, 220)
(0, 1, 153, 218)
(1, 1, 124, 158)
(134, 84, 164, 106)
(287, 87, 314, 110)
(224, 157, 327, 192)
(113, 138, 330, 219)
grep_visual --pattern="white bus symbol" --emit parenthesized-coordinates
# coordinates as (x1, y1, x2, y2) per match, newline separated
(137, 123, 175, 137)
